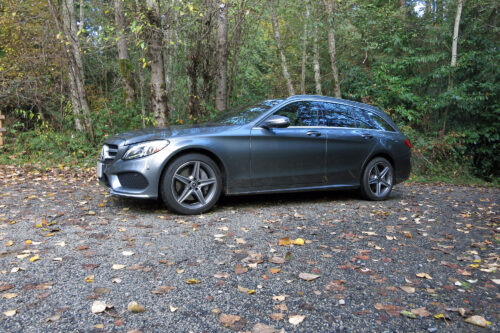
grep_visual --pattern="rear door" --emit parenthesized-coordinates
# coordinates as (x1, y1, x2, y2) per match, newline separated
(319, 102, 378, 185)
(250, 101, 326, 188)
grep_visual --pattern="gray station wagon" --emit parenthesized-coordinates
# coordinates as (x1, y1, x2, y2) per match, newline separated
(98, 95, 411, 214)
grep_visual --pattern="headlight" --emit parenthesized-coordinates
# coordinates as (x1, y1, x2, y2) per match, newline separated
(122, 140, 169, 160)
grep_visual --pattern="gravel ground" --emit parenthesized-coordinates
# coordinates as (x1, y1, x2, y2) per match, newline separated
(0, 165, 499, 333)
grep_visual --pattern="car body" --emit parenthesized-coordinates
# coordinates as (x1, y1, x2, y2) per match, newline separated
(98, 95, 411, 214)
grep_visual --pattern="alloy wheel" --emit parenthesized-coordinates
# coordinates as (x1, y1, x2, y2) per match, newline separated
(367, 161, 392, 198)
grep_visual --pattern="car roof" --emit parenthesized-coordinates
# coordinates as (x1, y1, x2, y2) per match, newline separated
(284, 95, 383, 114)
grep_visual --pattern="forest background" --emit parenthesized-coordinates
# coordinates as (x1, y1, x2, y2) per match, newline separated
(0, 0, 498, 183)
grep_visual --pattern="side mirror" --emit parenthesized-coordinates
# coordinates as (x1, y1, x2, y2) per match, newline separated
(262, 115, 290, 129)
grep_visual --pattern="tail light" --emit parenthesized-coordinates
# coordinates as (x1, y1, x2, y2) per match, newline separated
(404, 139, 412, 148)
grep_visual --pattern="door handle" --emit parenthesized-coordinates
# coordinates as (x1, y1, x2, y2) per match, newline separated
(307, 131, 321, 137)
(361, 133, 373, 139)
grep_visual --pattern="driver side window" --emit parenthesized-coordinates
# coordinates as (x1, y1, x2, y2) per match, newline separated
(274, 101, 319, 126)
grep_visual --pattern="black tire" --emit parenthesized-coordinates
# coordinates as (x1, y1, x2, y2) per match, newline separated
(161, 153, 222, 215)
(360, 157, 394, 201)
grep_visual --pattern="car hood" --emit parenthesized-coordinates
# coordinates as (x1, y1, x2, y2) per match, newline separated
(105, 124, 238, 146)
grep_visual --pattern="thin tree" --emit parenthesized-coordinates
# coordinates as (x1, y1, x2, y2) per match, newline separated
(312, 18, 322, 95)
(323, 0, 341, 98)
(300, 2, 310, 95)
(215, 0, 229, 112)
(443, 0, 464, 132)
(270, 2, 295, 96)
(48, 0, 94, 139)
(114, 0, 135, 106)
(144, 0, 169, 127)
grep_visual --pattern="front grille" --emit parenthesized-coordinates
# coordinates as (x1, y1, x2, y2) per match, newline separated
(100, 144, 118, 162)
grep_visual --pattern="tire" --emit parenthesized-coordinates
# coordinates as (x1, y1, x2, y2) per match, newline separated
(360, 157, 394, 201)
(161, 153, 222, 215)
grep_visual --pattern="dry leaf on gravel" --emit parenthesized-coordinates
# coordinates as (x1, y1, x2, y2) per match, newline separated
(374, 303, 404, 316)
(416, 272, 432, 279)
(186, 278, 200, 284)
(288, 314, 306, 325)
(214, 272, 230, 279)
(269, 313, 284, 321)
(2, 293, 18, 299)
(235, 264, 248, 274)
(293, 238, 305, 245)
(298, 273, 320, 281)
(112, 264, 125, 270)
(269, 268, 281, 274)
(272, 295, 287, 302)
(91, 301, 107, 314)
(3, 309, 17, 317)
(252, 323, 283, 333)
(269, 256, 286, 264)
(411, 307, 431, 317)
(278, 237, 290, 246)
(220, 314, 246, 330)
(400, 286, 415, 293)
(45, 313, 61, 323)
(325, 280, 345, 292)
(127, 301, 145, 313)
(465, 315, 489, 327)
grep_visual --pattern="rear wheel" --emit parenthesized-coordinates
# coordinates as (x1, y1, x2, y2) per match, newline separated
(360, 157, 394, 201)
(161, 153, 222, 215)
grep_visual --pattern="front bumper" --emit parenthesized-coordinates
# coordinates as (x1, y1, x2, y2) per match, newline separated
(97, 147, 172, 199)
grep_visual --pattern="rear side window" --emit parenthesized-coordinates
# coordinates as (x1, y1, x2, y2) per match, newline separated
(274, 101, 320, 126)
(319, 102, 358, 128)
(367, 112, 396, 132)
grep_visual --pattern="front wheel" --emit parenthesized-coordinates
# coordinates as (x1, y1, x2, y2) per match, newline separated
(161, 153, 222, 215)
(360, 157, 394, 201)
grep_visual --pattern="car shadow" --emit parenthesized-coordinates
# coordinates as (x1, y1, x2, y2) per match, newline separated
(108, 187, 404, 214)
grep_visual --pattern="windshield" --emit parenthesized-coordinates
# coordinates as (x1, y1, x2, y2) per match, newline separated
(210, 99, 283, 125)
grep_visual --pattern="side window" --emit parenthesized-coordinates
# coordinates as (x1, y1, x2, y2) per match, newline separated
(353, 108, 376, 129)
(368, 112, 396, 132)
(274, 101, 319, 126)
(319, 102, 358, 128)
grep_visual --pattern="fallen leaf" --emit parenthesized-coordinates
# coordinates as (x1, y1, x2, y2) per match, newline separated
(411, 307, 431, 317)
(220, 314, 246, 330)
(374, 303, 404, 316)
(400, 310, 416, 319)
(235, 238, 246, 244)
(0, 284, 13, 292)
(278, 237, 291, 246)
(169, 304, 178, 312)
(252, 323, 282, 333)
(237, 285, 255, 294)
(112, 264, 125, 270)
(272, 295, 287, 302)
(325, 280, 345, 292)
(465, 315, 489, 327)
(5, 240, 13, 247)
(85, 275, 95, 283)
(298, 272, 320, 281)
(214, 272, 230, 279)
(416, 272, 432, 279)
(293, 238, 305, 245)
(127, 301, 145, 313)
(269, 313, 284, 321)
(1, 293, 18, 299)
(235, 264, 248, 274)
(3, 309, 16, 317)
(29, 254, 40, 262)
(288, 314, 306, 325)
(151, 285, 175, 295)
(122, 251, 134, 256)
(186, 278, 200, 284)
(269, 268, 281, 274)
(403, 231, 412, 238)
(91, 301, 107, 314)
(400, 286, 415, 294)
(269, 256, 285, 264)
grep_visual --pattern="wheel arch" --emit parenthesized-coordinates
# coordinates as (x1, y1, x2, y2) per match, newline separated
(158, 147, 228, 198)
(360, 152, 395, 182)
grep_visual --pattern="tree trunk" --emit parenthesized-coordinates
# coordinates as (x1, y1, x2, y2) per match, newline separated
(114, 0, 135, 106)
(145, 0, 169, 127)
(300, 3, 310, 95)
(49, 0, 93, 139)
(270, 4, 295, 96)
(215, 0, 229, 112)
(443, 0, 464, 132)
(227, 0, 247, 107)
(323, 0, 341, 98)
(312, 20, 322, 96)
